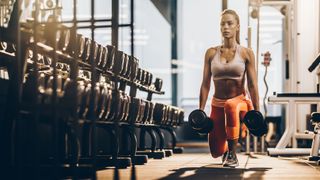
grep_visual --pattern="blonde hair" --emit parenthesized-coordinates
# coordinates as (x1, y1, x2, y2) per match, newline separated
(221, 9, 240, 44)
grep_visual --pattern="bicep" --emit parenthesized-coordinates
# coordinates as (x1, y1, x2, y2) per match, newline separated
(201, 50, 213, 86)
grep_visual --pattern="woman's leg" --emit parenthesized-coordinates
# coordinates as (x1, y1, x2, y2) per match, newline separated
(208, 105, 228, 158)
(223, 98, 250, 166)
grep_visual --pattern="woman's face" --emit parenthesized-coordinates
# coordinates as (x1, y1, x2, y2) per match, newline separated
(220, 14, 239, 39)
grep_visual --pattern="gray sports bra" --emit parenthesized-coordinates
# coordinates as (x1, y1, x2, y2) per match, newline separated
(210, 45, 246, 80)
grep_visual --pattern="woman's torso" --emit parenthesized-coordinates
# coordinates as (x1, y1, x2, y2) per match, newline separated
(210, 44, 246, 99)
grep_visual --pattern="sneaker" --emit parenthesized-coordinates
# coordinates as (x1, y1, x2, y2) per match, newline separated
(221, 151, 228, 163)
(222, 152, 239, 167)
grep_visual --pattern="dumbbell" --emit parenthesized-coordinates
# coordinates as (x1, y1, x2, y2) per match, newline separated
(138, 100, 146, 123)
(78, 82, 91, 119)
(98, 46, 107, 69)
(57, 26, 71, 52)
(128, 97, 141, 123)
(107, 89, 122, 122)
(242, 110, 268, 137)
(129, 56, 139, 81)
(142, 100, 150, 124)
(171, 108, 179, 126)
(120, 53, 129, 77)
(89, 41, 99, 65)
(96, 83, 108, 120)
(0, 42, 7, 51)
(82, 37, 92, 63)
(95, 44, 103, 67)
(99, 83, 113, 121)
(135, 68, 142, 84)
(5, 42, 16, 53)
(74, 34, 85, 58)
(147, 72, 153, 86)
(113, 50, 125, 75)
(142, 71, 148, 86)
(178, 109, 185, 126)
(105, 45, 115, 72)
(124, 94, 131, 122)
(188, 109, 214, 135)
(124, 55, 132, 79)
(153, 103, 165, 125)
(154, 78, 163, 92)
(85, 82, 101, 119)
(147, 101, 154, 124)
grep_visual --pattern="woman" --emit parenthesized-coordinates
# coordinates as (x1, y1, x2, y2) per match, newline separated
(199, 9, 259, 167)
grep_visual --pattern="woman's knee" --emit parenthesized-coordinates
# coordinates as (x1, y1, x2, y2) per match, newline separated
(210, 151, 223, 158)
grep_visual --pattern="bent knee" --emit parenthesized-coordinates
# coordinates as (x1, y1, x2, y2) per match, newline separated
(210, 150, 224, 158)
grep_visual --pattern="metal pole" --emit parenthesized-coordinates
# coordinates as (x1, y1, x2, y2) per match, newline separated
(112, 0, 119, 49)
(171, 0, 177, 106)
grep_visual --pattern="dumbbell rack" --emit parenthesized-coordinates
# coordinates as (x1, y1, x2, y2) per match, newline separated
(0, 0, 185, 179)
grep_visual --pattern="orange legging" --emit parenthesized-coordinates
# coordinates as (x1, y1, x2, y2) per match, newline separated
(208, 94, 254, 158)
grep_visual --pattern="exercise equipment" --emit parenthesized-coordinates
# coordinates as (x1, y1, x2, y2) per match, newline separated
(188, 109, 213, 135)
(242, 110, 268, 137)
(308, 112, 320, 164)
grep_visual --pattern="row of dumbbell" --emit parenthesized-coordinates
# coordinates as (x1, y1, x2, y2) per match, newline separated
(77, 80, 158, 124)
(23, 70, 183, 126)
(25, 48, 71, 74)
(23, 71, 73, 103)
(41, 23, 165, 91)
(153, 103, 184, 127)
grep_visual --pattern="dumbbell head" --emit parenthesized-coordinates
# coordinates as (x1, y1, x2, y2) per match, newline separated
(153, 103, 165, 125)
(120, 53, 129, 77)
(105, 45, 115, 71)
(142, 100, 150, 123)
(128, 97, 141, 123)
(74, 34, 85, 58)
(188, 109, 213, 135)
(99, 46, 107, 68)
(0, 42, 7, 51)
(82, 38, 92, 63)
(242, 110, 268, 137)
(112, 50, 125, 75)
(148, 102, 154, 124)
(89, 41, 99, 65)
(129, 56, 139, 81)
(58, 26, 71, 52)
(178, 109, 185, 126)
(136, 68, 142, 84)
(122, 94, 131, 122)
(154, 78, 163, 92)
(100, 84, 113, 121)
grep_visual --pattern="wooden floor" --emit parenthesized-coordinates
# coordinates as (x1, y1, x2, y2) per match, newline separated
(98, 148, 320, 180)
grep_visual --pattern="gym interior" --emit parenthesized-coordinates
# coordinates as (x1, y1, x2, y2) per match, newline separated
(1, 0, 320, 179)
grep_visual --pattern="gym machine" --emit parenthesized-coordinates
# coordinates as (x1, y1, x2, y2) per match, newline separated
(267, 53, 320, 156)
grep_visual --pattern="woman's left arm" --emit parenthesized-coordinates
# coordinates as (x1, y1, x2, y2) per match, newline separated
(245, 48, 260, 111)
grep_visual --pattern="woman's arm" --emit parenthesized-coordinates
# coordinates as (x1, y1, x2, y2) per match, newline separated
(199, 48, 215, 110)
(245, 48, 260, 111)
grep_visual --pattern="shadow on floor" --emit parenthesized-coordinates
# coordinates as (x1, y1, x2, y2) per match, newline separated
(158, 164, 272, 180)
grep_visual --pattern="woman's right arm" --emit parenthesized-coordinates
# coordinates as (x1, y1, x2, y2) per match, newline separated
(199, 48, 215, 110)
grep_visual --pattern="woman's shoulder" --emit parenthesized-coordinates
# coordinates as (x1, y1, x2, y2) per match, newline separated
(238, 45, 255, 62)
(205, 46, 220, 60)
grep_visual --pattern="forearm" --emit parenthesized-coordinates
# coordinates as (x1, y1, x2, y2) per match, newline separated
(199, 85, 210, 110)
(248, 85, 260, 111)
